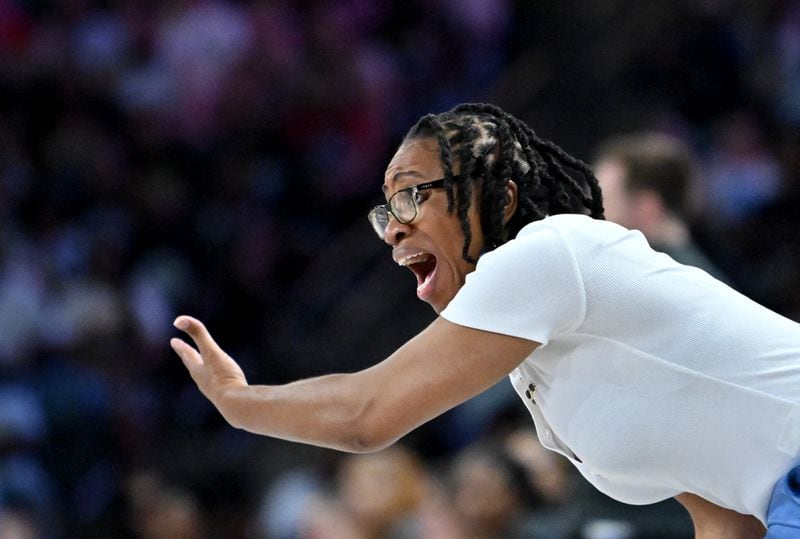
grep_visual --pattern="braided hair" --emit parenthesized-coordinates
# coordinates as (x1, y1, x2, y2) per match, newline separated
(403, 103, 604, 263)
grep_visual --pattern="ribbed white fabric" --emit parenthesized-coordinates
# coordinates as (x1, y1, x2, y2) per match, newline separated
(441, 214, 800, 524)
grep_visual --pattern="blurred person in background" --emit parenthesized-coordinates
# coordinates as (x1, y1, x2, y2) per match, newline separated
(447, 441, 538, 539)
(333, 445, 425, 539)
(503, 427, 585, 538)
(592, 132, 726, 281)
(0, 385, 58, 539)
(172, 103, 800, 538)
(300, 445, 460, 539)
(0, 506, 41, 539)
(506, 426, 694, 538)
(125, 468, 204, 539)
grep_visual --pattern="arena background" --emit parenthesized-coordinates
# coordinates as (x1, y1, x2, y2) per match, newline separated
(1, 0, 799, 537)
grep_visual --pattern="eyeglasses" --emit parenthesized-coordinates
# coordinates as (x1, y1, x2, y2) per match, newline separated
(368, 177, 458, 240)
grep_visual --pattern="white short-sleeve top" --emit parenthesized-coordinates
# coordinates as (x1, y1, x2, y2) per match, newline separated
(440, 214, 800, 524)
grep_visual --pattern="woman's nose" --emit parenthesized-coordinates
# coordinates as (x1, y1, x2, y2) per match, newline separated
(383, 217, 411, 246)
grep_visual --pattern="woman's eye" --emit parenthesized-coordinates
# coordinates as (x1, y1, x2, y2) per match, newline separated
(414, 191, 428, 204)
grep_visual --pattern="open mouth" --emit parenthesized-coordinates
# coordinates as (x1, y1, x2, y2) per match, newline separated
(397, 252, 438, 297)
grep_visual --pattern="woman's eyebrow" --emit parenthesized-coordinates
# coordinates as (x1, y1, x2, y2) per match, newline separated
(382, 171, 424, 195)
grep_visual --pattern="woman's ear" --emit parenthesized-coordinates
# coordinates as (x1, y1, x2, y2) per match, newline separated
(503, 180, 519, 224)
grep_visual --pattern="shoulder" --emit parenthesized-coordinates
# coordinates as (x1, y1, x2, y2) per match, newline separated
(515, 214, 631, 244)
(487, 214, 637, 267)
(443, 215, 607, 343)
(492, 214, 673, 291)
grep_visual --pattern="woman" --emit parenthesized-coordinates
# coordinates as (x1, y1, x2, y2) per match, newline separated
(171, 103, 800, 538)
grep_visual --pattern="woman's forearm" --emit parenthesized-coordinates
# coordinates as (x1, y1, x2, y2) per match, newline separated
(214, 373, 384, 453)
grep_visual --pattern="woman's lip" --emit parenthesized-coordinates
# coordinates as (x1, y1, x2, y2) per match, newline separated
(393, 248, 432, 266)
(416, 263, 437, 300)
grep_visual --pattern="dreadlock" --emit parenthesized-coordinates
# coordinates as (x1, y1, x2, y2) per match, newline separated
(403, 103, 604, 263)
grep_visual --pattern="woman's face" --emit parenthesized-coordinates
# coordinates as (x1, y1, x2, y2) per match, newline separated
(381, 137, 484, 313)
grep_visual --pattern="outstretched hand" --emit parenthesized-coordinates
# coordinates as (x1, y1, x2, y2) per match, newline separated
(170, 316, 248, 403)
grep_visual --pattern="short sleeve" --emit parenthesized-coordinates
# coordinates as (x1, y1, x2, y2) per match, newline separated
(441, 221, 586, 344)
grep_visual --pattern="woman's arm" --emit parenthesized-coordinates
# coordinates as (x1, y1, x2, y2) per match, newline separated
(170, 315, 538, 452)
(674, 493, 766, 539)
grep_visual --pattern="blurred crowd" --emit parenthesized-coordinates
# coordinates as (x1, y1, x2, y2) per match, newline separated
(0, 0, 799, 537)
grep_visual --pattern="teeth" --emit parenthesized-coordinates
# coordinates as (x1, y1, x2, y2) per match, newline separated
(397, 252, 431, 267)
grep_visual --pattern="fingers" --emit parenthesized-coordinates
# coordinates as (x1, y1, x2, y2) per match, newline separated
(170, 337, 202, 370)
(173, 315, 221, 357)
(171, 316, 249, 404)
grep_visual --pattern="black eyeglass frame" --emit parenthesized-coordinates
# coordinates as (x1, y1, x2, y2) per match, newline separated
(368, 176, 460, 239)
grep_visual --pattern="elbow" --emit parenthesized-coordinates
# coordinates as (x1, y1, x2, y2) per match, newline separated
(343, 399, 401, 453)
(348, 436, 392, 454)
(348, 430, 396, 454)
